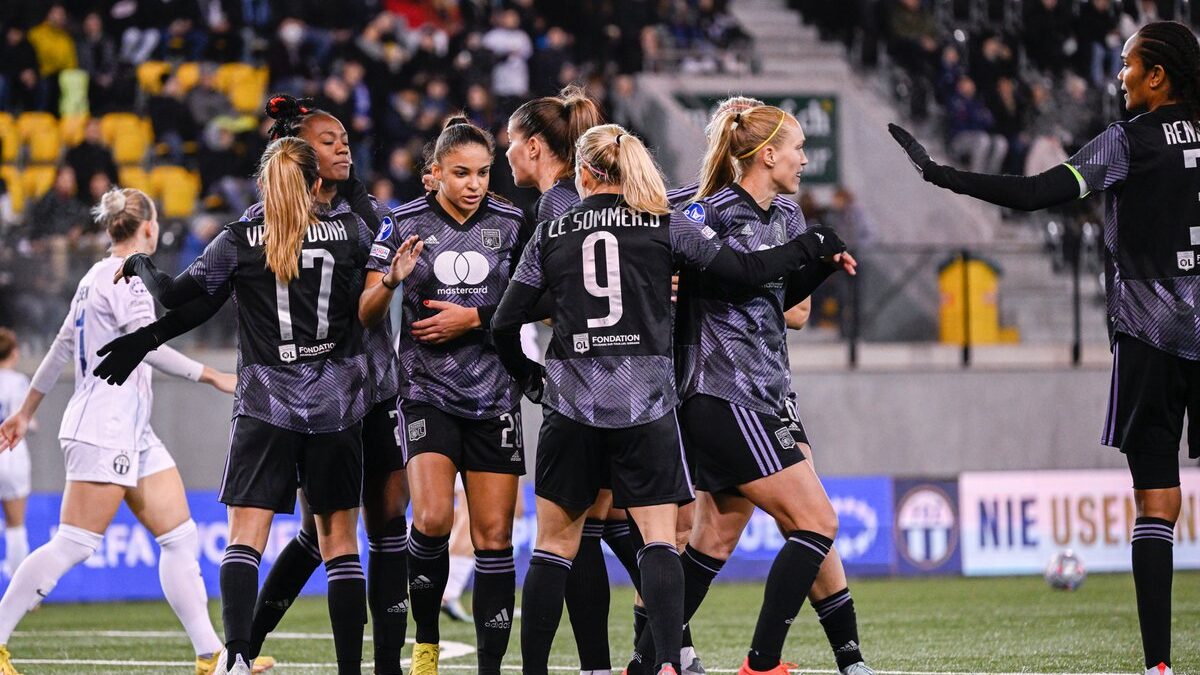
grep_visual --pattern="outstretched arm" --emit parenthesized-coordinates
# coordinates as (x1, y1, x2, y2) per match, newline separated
(116, 253, 208, 308)
(93, 291, 230, 386)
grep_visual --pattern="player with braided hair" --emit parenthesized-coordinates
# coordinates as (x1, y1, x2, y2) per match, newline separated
(889, 20, 1200, 675)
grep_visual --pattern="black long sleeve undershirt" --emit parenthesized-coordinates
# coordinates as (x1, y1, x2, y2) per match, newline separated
(703, 234, 840, 286)
(925, 163, 1083, 212)
(784, 263, 837, 308)
(123, 254, 207, 309)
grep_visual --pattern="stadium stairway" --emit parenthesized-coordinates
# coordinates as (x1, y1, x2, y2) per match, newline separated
(632, 0, 1108, 346)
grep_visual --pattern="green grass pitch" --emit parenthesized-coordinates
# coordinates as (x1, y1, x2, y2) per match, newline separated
(5, 572, 1198, 673)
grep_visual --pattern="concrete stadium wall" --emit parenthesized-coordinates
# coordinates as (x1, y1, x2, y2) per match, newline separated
(19, 358, 1135, 492)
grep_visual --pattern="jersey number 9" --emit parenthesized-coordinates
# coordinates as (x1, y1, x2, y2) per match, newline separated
(582, 231, 623, 329)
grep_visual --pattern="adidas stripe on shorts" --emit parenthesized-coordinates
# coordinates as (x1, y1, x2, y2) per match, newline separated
(679, 393, 806, 494)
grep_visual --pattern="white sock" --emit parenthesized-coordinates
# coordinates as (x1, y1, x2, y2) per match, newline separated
(443, 554, 474, 602)
(3, 526, 28, 576)
(0, 524, 101, 643)
(156, 520, 223, 656)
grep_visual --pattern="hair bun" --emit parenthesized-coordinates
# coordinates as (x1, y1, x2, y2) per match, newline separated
(265, 94, 310, 120)
(99, 188, 127, 219)
(443, 115, 471, 130)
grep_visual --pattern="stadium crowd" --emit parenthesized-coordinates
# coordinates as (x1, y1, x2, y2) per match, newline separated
(0, 0, 751, 344)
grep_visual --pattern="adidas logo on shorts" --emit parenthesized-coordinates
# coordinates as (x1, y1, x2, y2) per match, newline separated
(483, 608, 511, 629)
(510, 451, 521, 462)
(410, 575, 433, 590)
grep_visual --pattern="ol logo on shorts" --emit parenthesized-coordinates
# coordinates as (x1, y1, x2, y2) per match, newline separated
(113, 453, 131, 476)
(408, 419, 427, 442)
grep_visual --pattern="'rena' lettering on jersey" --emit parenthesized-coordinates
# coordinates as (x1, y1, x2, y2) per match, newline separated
(187, 212, 374, 433)
(675, 184, 808, 415)
(1067, 104, 1200, 359)
(508, 194, 722, 428)
(242, 196, 399, 405)
(368, 194, 525, 419)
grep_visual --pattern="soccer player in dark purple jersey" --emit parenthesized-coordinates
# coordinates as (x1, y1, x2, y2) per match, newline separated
(666, 96, 877, 675)
(228, 96, 413, 675)
(94, 137, 417, 675)
(361, 116, 528, 675)
(654, 104, 855, 675)
(491, 123, 849, 675)
(888, 21, 1200, 675)
(508, 87, 643, 674)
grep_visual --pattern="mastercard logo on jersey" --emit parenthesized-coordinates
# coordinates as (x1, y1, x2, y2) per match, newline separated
(376, 216, 394, 242)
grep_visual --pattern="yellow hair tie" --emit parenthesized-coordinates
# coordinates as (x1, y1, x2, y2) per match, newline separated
(736, 111, 787, 160)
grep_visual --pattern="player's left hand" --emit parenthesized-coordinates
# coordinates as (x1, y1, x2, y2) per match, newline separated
(831, 251, 857, 276)
(518, 359, 546, 403)
(113, 253, 148, 284)
(887, 123, 934, 177)
(93, 326, 159, 386)
(336, 165, 369, 203)
(412, 300, 481, 344)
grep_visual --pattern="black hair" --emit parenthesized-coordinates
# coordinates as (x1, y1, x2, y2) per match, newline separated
(431, 115, 495, 164)
(264, 93, 335, 140)
(1135, 21, 1200, 121)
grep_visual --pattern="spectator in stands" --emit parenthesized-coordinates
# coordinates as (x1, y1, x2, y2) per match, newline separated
(197, 122, 249, 212)
(0, 179, 16, 238)
(267, 18, 320, 93)
(85, 171, 113, 212)
(1023, 0, 1074, 75)
(946, 75, 1007, 174)
(482, 9, 533, 103)
(464, 83, 499, 131)
(65, 118, 118, 190)
(341, 60, 374, 163)
(1078, 0, 1123, 85)
(29, 166, 89, 241)
(1, 27, 39, 112)
(185, 64, 233, 125)
(384, 146, 421, 202)
(886, 0, 941, 119)
(371, 176, 400, 210)
(448, 31, 495, 90)
(197, 0, 245, 63)
(986, 76, 1028, 174)
(969, 33, 1016, 98)
(826, 187, 875, 248)
(27, 4, 77, 111)
(935, 44, 965, 105)
(148, 74, 198, 164)
(529, 26, 572, 96)
(1054, 73, 1103, 150)
(75, 12, 120, 114)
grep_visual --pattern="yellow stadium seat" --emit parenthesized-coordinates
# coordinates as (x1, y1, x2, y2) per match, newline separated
(175, 62, 201, 93)
(1, 166, 25, 214)
(150, 165, 200, 218)
(17, 112, 62, 163)
(100, 112, 152, 165)
(0, 114, 16, 164)
(118, 166, 154, 198)
(21, 165, 57, 202)
(137, 61, 172, 95)
(215, 63, 267, 114)
(60, 115, 89, 147)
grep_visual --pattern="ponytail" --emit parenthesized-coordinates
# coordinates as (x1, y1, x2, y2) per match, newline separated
(695, 105, 796, 201)
(92, 187, 156, 243)
(510, 84, 605, 178)
(258, 137, 320, 284)
(1134, 21, 1200, 122)
(576, 124, 669, 216)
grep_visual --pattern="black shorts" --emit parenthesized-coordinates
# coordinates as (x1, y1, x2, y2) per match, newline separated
(1103, 333, 1200, 463)
(535, 409, 693, 510)
(781, 393, 810, 446)
(220, 416, 363, 515)
(398, 400, 526, 475)
(679, 394, 805, 494)
(361, 396, 405, 475)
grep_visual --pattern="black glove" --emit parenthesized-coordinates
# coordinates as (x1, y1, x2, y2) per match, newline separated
(93, 325, 160, 386)
(793, 226, 847, 261)
(121, 252, 150, 280)
(888, 123, 936, 177)
(517, 359, 546, 404)
(337, 166, 382, 233)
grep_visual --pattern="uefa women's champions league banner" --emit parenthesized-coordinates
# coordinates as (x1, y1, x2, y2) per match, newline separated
(958, 469, 1200, 576)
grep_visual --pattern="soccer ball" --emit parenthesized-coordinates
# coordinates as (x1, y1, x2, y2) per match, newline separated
(1044, 550, 1087, 590)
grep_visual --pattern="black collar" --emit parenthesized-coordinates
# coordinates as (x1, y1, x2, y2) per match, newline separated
(730, 183, 774, 223)
(427, 192, 490, 231)
(577, 193, 627, 210)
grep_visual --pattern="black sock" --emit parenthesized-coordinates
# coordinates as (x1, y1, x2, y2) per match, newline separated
(220, 544, 262, 668)
(682, 623, 694, 650)
(639, 542, 684, 673)
(747, 531, 832, 672)
(630, 545, 725, 675)
(1133, 517, 1174, 669)
(567, 519, 611, 671)
(250, 529, 321, 658)
(408, 527, 450, 645)
(632, 604, 648, 652)
(813, 588, 862, 670)
(472, 547, 516, 674)
(367, 521, 409, 675)
(325, 554, 367, 675)
(603, 519, 642, 590)
(520, 550, 573, 675)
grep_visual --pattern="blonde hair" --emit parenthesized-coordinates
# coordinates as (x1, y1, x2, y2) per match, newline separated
(258, 137, 320, 284)
(695, 105, 796, 201)
(92, 188, 156, 243)
(575, 124, 669, 216)
(703, 95, 765, 138)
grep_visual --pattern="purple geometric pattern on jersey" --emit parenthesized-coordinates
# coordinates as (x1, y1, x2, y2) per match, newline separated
(369, 195, 522, 419)
(233, 355, 371, 433)
(667, 182, 700, 208)
(187, 230, 240, 294)
(511, 225, 545, 288)
(544, 355, 677, 428)
(668, 210, 723, 269)
(242, 197, 400, 403)
(1068, 125, 1130, 195)
(536, 179, 581, 222)
(678, 186, 807, 415)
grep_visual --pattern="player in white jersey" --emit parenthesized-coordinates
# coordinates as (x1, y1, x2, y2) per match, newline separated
(0, 188, 273, 675)
(0, 330, 31, 579)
